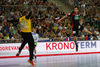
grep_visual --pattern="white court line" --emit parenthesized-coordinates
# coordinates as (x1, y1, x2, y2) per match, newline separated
(20, 60, 100, 66)
(20, 61, 67, 65)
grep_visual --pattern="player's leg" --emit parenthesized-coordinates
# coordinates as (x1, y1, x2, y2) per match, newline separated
(34, 43, 37, 59)
(27, 33, 35, 66)
(16, 40, 27, 56)
(73, 27, 78, 52)
(73, 34, 78, 52)
(16, 32, 27, 56)
(28, 45, 34, 59)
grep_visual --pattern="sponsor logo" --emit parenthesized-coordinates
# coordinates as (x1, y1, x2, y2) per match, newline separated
(46, 42, 75, 50)
(0, 46, 28, 51)
(77, 41, 96, 49)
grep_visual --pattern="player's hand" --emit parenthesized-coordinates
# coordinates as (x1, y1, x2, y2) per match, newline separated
(30, 6, 33, 12)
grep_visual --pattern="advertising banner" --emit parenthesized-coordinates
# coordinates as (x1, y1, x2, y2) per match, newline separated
(0, 40, 100, 58)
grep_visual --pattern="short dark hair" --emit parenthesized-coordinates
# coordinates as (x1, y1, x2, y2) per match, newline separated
(23, 11, 28, 16)
(74, 6, 79, 9)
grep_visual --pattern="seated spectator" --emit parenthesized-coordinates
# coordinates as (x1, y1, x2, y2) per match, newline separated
(0, 33, 3, 43)
(39, 30, 43, 38)
(94, 15, 98, 22)
(12, 27, 16, 34)
(3, 23, 9, 34)
(0, 0, 100, 41)
(4, 33, 10, 40)
(81, 32, 85, 37)
(84, 26, 88, 31)
(94, 28, 99, 35)
(3, 30, 7, 37)
(75, 0, 79, 5)
(81, 2, 86, 9)
(15, 30, 19, 38)
(90, 26, 95, 31)
(61, 33, 64, 39)
(95, 17, 100, 27)
(58, 30, 62, 36)
(53, 24, 58, 30)
(97, 34, 100, 40)
(9, 23, 14, 31)
(68, 0, 74, 7)
(9, 30, 14, 39)
(0, 23, 2, 32)
(0, 33, 3, 39)
(59, 24, 63, 30)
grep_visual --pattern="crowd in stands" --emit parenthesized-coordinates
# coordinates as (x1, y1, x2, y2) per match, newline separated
(0, 0, 100, 43)
(68, 0, 100, 39)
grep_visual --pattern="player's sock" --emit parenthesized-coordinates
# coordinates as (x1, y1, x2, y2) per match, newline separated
(35, 54, 36, 59)
(34, 53, 36, 59)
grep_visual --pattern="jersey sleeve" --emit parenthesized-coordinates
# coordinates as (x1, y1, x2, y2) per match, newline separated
(7, 19, 19, 22)
(67, 13, 71, 17)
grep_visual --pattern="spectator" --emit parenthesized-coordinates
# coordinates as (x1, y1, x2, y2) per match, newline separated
(81, 32, 85, 37)
(0, 0, 100, 42)
(4, 33, 10, 40)
(3, 23, 9, 33)
(3, 30, 7, 37)
(9, 23, 14, 31)
(39, 30, 43, 38)
(0, 33, 3, 39)
(94, 28, 99, 35)
(12, 27, 16, 34)
(90, 35, 93, 40)
(69, 0, 74, 7)
(0, 23, 2, 32)
(95, 17, 100, 27)
(97, 34, 100, 40)
(58, 30, 62, 36)
(9, 30, 14, 39)
(90, 26, 95, 31)
(75, 0, 79, 5)
(59, 24, 63, 30)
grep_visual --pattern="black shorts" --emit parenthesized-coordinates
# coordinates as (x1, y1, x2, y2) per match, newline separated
(72, 25, 84, 36)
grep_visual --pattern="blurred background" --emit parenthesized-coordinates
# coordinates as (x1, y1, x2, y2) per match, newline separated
(0, 0, 100, 43)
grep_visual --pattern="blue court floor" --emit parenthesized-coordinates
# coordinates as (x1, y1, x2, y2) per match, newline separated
(0, 54, 100, 67)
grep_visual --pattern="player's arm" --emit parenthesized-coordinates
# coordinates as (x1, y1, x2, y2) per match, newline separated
(25, 7, 33, 19)
(83, 9, 86, 16)
(58, 14, 68, 22)
(7, 19, 19, 22)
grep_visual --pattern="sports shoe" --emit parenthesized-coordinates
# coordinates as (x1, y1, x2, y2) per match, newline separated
(16, 52, 20, 57)
(28, 60, 35, 66)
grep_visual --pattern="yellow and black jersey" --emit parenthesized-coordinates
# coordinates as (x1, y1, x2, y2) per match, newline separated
(7, 11, 32, 33)
(19, 16, 31, 32)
